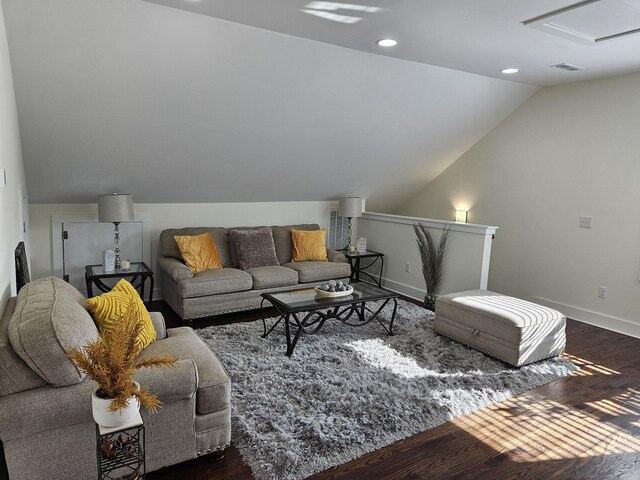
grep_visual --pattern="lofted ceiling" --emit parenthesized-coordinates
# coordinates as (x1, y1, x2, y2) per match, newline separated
(9, 0, 633, 209)
(142, 0, 640, 87)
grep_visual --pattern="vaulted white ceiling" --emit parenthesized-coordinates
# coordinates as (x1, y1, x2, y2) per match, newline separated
(142, 0, 640, 87)
(1, 0, 542, 209)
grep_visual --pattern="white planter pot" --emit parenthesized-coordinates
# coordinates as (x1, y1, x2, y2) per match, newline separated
(91, 382, 140, 427)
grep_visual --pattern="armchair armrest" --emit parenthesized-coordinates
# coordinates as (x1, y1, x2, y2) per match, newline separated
(327, 249, 346, 263)
(134, 359, 198, 405)
(0, 360, 197, 441)
(158, 257, 193, 281)
(149, 312, 167, 340)
(0, 380, 94, 440)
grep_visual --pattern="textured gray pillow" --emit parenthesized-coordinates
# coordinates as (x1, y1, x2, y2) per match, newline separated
(230, 228, 279, 269)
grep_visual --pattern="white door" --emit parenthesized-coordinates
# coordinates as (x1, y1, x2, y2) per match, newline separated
(61, 220, 145, 294)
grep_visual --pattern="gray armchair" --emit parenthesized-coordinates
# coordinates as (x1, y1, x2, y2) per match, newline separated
(0, 277, 230, 479)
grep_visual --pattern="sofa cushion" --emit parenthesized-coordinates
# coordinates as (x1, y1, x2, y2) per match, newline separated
(271, 224, 320, 264)
(0, 298, 47, 396)
(139, 327, 230, 415)
(8, 277, 99, 386)
(160, 227, 232, 267)
(178, 268, 253, 299)
(230, 228, 279, 269)
(174, 233, 222, 273)
(245, 266, 299, 289)
(281, 261, 351, 283)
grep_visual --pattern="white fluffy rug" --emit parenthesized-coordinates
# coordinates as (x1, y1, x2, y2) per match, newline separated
(196, 300, 577, 480)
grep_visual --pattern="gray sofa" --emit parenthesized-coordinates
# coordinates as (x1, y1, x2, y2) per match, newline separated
(159, 224, 351, 320)
(0, 276, 231, 479)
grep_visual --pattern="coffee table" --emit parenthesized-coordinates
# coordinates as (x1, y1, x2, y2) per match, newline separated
(261, 282, 398, 356)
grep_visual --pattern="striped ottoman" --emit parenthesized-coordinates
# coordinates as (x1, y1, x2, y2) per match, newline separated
(434, 289, 566, 367)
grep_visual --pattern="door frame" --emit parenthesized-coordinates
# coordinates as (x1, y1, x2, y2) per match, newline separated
(51, 213, 152, 281)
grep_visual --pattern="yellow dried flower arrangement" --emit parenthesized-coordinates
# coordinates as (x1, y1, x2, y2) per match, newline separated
(69, 299, 178, 413)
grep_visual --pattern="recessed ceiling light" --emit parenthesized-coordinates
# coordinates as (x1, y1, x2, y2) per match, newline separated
(501, 68, 519, 74)
(377, 38, 398, 47)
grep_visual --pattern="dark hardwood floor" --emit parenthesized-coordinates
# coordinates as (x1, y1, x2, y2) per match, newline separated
(149, 299, 640, 480)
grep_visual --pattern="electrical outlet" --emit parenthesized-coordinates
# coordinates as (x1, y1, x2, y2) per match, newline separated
(579, 216, 592, 228)
(405, 263, 411, 273)
(598, 286, 607, 299)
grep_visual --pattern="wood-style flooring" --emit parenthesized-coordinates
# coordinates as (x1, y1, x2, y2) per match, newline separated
(149, 299, 640, 480)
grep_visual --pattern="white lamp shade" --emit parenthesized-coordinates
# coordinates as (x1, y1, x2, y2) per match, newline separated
(98, 194, 134, 223)
(338, 197, 362, 218)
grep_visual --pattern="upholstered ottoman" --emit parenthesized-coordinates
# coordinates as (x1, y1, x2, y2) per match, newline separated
(434, 289, 566, 367)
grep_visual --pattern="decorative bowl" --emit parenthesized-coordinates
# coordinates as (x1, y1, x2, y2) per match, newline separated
(314, 284, 354, 298)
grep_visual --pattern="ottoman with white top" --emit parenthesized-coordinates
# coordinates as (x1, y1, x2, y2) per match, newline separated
(434, 289, 566, 367)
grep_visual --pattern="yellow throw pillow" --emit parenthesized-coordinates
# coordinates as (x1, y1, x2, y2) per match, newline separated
(291, 229, 328, 262)
(174, 233, 222, 274)
(87, 279, 156, 354)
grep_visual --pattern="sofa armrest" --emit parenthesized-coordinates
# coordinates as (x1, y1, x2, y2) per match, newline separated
(158, 257, 193, 281)
(149, 312, 167, 340)
(327, 249, 346, 263)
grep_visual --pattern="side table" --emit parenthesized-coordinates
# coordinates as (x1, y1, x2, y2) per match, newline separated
(344, 250, 384, 287)
(85, 262, 154, 306)
(96, 414, 145, 479)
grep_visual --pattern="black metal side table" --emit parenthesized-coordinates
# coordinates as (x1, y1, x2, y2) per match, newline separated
(343, 250, 384, 287)
(85, 262, 154, 306)
(96, 414, 145, 479)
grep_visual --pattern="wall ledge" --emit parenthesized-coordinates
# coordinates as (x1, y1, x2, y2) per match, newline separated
(531, 297, 640, 340)
(362, 211, 498, 236)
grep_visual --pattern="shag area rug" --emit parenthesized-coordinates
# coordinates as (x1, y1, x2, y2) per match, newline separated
(196, 300, 577, 480)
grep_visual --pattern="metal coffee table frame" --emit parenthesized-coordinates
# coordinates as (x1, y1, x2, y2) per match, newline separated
(261, 283, 398, 356)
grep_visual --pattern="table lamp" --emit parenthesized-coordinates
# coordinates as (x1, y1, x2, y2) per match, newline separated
(338, 196, 362, 253)
(98, 193, 134, 269)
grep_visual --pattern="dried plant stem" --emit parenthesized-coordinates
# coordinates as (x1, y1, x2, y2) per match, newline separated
(68, 299, 178, 413)
(413, 223, 452, 296)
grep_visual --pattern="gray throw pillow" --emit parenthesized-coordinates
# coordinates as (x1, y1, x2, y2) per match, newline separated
(230, 228, 279, 269)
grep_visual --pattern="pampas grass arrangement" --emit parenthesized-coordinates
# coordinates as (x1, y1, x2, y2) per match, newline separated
(69, 299, 178, 413)
(413, 223, 452, 311)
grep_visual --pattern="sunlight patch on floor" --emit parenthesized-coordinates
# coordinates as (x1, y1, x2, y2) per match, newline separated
(563, 353, 620, 376)
(453, 388, 640, 461)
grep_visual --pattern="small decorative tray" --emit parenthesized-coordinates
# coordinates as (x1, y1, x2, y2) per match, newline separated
(314, 285, 354, 298)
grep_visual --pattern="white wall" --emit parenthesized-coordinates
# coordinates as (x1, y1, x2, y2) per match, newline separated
(398, 72, 640, 337)
(358, 212, 496, 301)
(0, 1, 26, 312)
(29, 201, 336, 297)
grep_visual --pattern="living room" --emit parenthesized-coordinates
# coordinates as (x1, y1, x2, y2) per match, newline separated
(1, 0, 639, 479)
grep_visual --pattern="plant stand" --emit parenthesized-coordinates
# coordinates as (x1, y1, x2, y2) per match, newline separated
(96, 414, 145, 480)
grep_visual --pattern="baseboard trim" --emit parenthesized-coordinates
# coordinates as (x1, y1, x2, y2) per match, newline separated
(379, 278, 425, 302)
(530, 297, 640, 339)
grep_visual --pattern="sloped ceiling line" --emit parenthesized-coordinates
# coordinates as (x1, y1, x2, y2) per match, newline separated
(3, 0, 537, 211)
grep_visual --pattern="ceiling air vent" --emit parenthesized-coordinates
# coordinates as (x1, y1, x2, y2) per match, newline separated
(550, 63, 584, 71)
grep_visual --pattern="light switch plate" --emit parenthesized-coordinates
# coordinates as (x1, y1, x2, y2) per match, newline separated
(579, 216, 592, 228)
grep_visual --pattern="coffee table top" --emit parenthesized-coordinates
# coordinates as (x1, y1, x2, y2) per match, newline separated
(262, 282, 398, 313)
